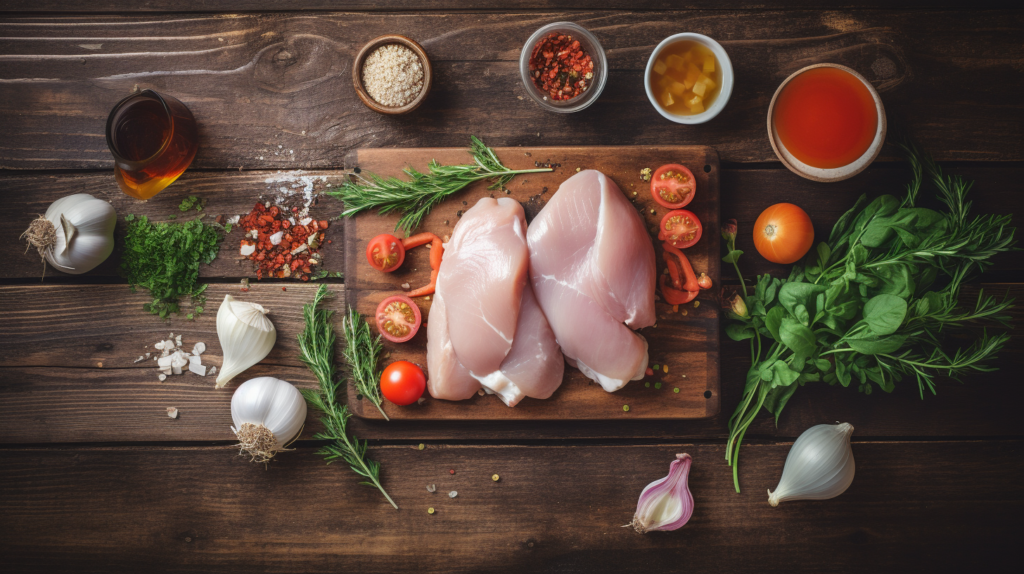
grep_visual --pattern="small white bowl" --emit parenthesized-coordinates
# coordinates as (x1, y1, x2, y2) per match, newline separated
(644, 33, 734, 125)
(767, 63, 886, 182)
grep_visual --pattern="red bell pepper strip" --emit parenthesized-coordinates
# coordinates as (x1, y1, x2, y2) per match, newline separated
(663, 242, 700, 292)
(402, 233, 445, 298)
(660, 275, 699, 304)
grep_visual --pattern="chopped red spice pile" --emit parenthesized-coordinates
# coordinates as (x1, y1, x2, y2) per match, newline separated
(528, 33, 594, 101)
(238, 202, 328, 281)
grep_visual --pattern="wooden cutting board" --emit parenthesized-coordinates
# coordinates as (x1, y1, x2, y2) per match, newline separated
(344, 146, 720, 420)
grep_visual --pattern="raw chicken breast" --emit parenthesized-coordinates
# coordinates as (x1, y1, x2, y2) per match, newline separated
(475, 285, 565, 406)
(440, 197, 529, 376)
(425, 287, 480, 401)
(527, 170, 656, 392)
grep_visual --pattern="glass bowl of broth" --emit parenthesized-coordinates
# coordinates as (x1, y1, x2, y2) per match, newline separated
(768, 64, 886, 182)
(645, 33, 734, 124)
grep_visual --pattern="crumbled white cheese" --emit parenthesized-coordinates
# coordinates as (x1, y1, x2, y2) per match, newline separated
(189, 363, 207, 376)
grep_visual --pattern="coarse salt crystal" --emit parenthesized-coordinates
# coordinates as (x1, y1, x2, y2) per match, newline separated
(240, 243, 256, 257)
(189, 363, 207, 376)
(167, 407, 178, 419)
(192, 342, 206, 355)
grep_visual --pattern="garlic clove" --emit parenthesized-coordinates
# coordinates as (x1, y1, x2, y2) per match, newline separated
(215, 294, 276, 388)
(631, 453, 694, 533)
(768, 422, 855, 507)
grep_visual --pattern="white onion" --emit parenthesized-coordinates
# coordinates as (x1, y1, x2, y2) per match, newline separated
(768, 423, 855, 506)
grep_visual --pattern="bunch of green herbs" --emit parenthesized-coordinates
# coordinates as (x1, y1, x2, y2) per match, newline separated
(120, 214, 224, 319)
(299, 285, 397, 509)
(329, 136, 552, 234)
(724, 140, 1016, 492)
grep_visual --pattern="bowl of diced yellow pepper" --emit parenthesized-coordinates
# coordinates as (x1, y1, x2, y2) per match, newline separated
(645, 33, 734, 124)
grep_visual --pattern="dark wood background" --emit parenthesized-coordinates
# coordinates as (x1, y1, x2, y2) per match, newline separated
(0, 2, 1021, 572)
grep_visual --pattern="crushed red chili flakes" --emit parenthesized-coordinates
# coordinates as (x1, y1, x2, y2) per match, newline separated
(528, 33, 594, 101)
(238, 202, 328, 281)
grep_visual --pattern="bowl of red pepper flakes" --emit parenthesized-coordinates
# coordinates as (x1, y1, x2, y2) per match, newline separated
(519, 22, 608, 113)
(238, 202, 329, 282)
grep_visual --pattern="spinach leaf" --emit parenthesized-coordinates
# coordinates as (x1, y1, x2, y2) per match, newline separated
(846, 334, 907, 354)
(862, 294, 909, 335)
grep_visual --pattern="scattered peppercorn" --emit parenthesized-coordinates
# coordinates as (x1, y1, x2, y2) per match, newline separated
(449, 469, 456, 475)
(528, 32, 594, 101)
(428, 507, 435, 515)
(492, 474, 500, 482)
(622, 405, 630, 412)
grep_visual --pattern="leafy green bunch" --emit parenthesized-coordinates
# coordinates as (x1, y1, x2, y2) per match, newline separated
(120, 214, 223, 318)
(725, 141, 1016, 492)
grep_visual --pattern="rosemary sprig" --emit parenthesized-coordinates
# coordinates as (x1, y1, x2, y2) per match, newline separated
(298, 285, 397, 509)
(329, 136, 553, 234)
(341, 307, 389, 421)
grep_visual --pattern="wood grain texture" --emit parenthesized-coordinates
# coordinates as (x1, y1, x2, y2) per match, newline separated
(6, 164, 1021, 280)
(2, 283, 1019, 443)
(0, 441, 1018, 573)
(1, 11, 1022, 169)
(345, 145, 719, 420)
(1, 1, 1008, 13)
(1, 169, 346, 280)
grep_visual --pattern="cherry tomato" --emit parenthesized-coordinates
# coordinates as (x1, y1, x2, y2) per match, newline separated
(753, 203, 815, 264)
(380, 360, 426, 406)
(659, 210, 702, 249)
(651, 164, 696, 209)
(375, 295, 422, 343)
(366, 234, 405, 273)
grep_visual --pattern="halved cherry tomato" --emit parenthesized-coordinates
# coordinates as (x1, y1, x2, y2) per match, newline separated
(375, 295, 422, 343)
(366, 234, 405, 273)
(651, 164, 696, 209)
(659, 210, 703, 249)
(380, 360, 426, 406)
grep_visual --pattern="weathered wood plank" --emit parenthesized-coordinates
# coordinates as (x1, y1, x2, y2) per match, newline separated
(1, 11, 1022, 168)
(1, 169, 345, 280)
(6, 164, 1022, 280)
(0, 1, 1006, 13)
(1, 283, 1020, 442)
(0, 441, 1019, 573)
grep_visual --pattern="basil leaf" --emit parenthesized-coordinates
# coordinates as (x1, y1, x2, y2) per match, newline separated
(726, 322, 755, 341)
(846, 334, 907, 354)
(862, 294, 909, 335)
(779, 317, 816, 357)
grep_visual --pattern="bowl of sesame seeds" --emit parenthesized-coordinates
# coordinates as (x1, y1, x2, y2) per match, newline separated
(353, 35, 432, 114)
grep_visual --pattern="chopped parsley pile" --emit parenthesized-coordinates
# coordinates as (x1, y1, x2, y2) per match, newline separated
(120, 214, 225, 319)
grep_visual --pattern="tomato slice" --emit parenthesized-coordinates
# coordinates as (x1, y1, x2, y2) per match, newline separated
(651, 164, 696, 209)
(375, 295, 422, 343)
(366, 234, 405, 273)
(659, 209, 703, 249)
(380, 360, 426, 406)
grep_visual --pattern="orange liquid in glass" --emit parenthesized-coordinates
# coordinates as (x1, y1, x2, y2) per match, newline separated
(773, 67, 878, 169)
(107, 90, 198, 200)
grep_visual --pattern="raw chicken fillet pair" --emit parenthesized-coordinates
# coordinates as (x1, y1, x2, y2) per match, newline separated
(427, 170, 656, 405)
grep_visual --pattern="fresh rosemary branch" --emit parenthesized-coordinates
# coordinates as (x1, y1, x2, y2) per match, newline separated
(298, 285, 397, 509)
(341, 307, 389, 421)
(329, 136, 553, 234)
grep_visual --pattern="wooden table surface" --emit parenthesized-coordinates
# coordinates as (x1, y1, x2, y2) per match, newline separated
(1, 2, 1021, 572)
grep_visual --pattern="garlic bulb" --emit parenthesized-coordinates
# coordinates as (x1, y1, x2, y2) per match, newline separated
(215, 294, 276, 388)
(630, 453, 694, 533)
(231, 376, 306, 463)
(21, 193, 116, 275)
(769, 422, 855, 507)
